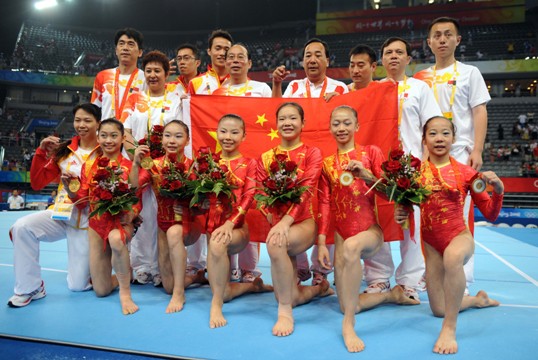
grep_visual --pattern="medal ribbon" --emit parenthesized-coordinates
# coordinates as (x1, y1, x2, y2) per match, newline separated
(113, 68, 139, 119)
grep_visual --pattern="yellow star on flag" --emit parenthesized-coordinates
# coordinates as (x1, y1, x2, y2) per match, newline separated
(267, 128, 279, 141)
(256, 113, 268, 127)
(207, 131, 222, 153)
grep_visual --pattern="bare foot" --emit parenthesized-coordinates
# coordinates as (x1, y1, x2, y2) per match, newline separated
(391, 285, 420, 305)
(165, 293, 185, 313)
(253, 277, 274, 293)
(433, 326, 457, 354)
(272, 315, 294, 337)
(475, 290, 500, 308)
(342, 319, 365, 353)
(209, 301, 227, 328)
(319, 279, 335, 297)
(119, 293, 139, 315)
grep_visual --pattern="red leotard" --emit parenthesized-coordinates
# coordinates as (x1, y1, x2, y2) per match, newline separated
(215, 155, 257, 229)
(75, 153, 150, 247)
(150, 155, 193, 232)
(318, 145, 385, 240)
(420, 158, 503, 254)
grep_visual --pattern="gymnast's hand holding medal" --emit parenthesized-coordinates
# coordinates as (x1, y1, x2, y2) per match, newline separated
(474, 171, 504, 195)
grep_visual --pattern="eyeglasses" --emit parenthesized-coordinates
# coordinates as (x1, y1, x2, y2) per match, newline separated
(176, 55, 195, 62)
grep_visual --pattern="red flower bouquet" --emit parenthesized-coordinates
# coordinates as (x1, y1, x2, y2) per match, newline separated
(137, 125, 165, 160)
(369, 149, 431, 228)
(378, 149, 430, 205)
(254, 152, 310, 212)
(188, 147, 236, 208)
(158, 153, 192, 201)
(89, 157, 139, 218)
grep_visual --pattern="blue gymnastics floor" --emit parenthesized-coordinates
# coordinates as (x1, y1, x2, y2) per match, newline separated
(1, 211, 537, 359)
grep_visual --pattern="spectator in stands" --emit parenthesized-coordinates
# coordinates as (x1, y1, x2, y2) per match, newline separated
(171, 43, 201, 96)
(272, 38, 348, 285)
(91, 28, 146, 120)
(7, 190, 24, 210)
(415, 16, 491, 295)
(347, 44, 377, 92)
(497, 123, 504, 140)
(188, 29, 233, 95)
(362, 37, 442, 302)
(503, 146, 511, 161)
(511, 143, 520, 158)
(489, 146, 496, 163)
(530, 123, 538, 140)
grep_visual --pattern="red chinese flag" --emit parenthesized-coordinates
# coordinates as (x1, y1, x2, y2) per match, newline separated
(185, 81, 404, 242)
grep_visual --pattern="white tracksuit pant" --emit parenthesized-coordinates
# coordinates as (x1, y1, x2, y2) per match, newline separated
(10, 210, 91, 294)
(130, 188, 159, 276)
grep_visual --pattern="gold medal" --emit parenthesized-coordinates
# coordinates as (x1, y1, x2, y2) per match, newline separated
(471, 177, 486, 193)
(140, 156, 154, 170)
(68, 178, 81, 192)
(339, 171, 354, 186)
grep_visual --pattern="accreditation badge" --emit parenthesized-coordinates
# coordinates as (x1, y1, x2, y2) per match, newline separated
(51, 188, 74, 221)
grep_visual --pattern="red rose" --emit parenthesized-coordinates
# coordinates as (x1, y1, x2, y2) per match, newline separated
(275, 154, 287, 163)
(199, 147, 210, 155)
(93, 169, 110, 182)
(188, 172, 197, 181)
(170, 180, 183, 190)
(167, 153, 177, 164)
(264, 178, 278, 191)
(176, 163, 186, 172)
(212, 153, 221, 162)
(198, 162, 209, 173)
(390, 149, 405, 161)
(110, 165, 119, 172)
(150, 150, 162, 159)
(284, 160, 297, 173)
(117, 182, 130, 193)
(138, 138, 147, 146)
(152, 125, 164, 133)
(410, 156, 421, 169)
(211, 171, 222, 180)
(161, 166, 171, 175)
(269, 161, 280, 174)
(219, 164, 228, 173)
(161, 179, 170, 188)
(397, 177, 411, 189)
(97, 157, 109, 167)
(99, 189, 113, 201)
(384, 160, 402, 174)
(150, 134, 161, 144)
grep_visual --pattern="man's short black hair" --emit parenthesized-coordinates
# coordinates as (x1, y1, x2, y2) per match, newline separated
(303, 38, 330, 58)
(114, 28, 144, 49)
(348, 44, 377, 64)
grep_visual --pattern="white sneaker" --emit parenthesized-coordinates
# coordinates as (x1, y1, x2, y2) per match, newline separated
(152, 273, 162, 287)
(240, 270, 256, 283)
(230, 268, 241, 282)
(363, 281, 390, 294)
(132, 271, 152, 285)
(417, 274, 427, 292)
(8, 281, 46, 308)
(402, 285, 420, 302)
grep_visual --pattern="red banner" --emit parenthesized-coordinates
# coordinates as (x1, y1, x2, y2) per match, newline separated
(186, 82, 404, 242)
(499, 177, 538, 193)
(316, 0, 525, 35)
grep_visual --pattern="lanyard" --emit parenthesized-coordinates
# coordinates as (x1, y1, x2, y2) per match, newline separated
(432, 62, 458, 113)
(397, 76, 409, 143)
(146, 90, 168, 133)
(113, 68, 139, 119)
(305, 78, 328, 98)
